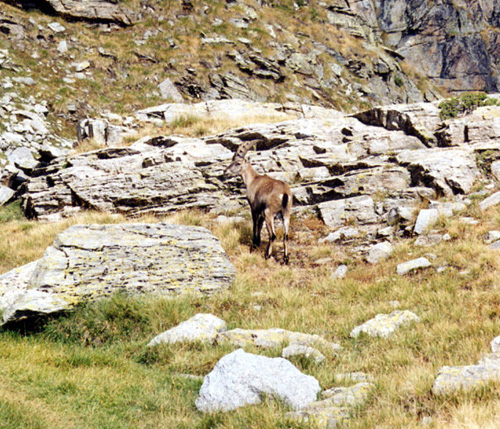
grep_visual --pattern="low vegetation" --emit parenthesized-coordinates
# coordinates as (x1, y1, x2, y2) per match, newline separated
(1, 199, 500, 428)
(438, 92, 499, 120)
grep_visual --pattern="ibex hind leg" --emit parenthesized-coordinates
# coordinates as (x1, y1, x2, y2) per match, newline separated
(283, 214, 290, 265)
(264, 213, 276, 260)
(251, 212, 264, 249)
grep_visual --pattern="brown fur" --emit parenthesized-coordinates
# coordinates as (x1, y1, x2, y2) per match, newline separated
(225, 140, 293, 264)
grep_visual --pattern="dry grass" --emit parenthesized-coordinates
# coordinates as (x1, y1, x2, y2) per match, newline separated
(0, 199, 500, 427)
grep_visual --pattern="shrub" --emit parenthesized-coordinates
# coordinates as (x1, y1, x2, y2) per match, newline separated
(439, 92, 499, 120)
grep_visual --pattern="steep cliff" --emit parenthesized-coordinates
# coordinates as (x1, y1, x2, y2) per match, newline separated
(344, 0, 500, 92)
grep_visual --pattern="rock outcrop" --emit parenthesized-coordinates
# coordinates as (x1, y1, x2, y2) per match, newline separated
(0, 223, 235, 324)
(18, 100, 500, 247)
(2, 0, 137, 25)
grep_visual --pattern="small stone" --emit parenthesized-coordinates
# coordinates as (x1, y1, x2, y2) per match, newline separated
(350, 310, 420, 338)
(415, 234, 443, 247)
(57, 40, 68, 53)
(414, 209, 439, 235)
(158, 78, 183, 102)
(421, 416, 433, 426)
(331, 264, 348, 279)
(485, 231, 500, 244)
(320, 227, 359, 243)
(366, 242, 393, 264)
(75, 61, 90, 72)
(282, 344, 326, 364)
(459, 216, 479, 225)
(48, 22, 66, 32)
(397, 257, 432, 275)
(377, 226, 394, 237)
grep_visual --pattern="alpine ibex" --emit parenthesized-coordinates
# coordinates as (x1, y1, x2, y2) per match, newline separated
(225, 140, 293, 264)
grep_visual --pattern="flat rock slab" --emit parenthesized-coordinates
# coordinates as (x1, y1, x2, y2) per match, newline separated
(432, 353, 500, 395)
(288, 382, 374, 428)
(350, 310, 420, 339)
(1, 223, 235, 324)
(195, 349, 321, 412)
(397, 257, 432, 275)
(148, 313, 227, 346)
(479, 191, 500, 211)
(217, 328, 342, 352)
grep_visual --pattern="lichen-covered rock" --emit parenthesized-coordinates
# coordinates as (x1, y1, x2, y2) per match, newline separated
(350, 310, 420, 338)
(432, 353, 500, 395)
(195, 349, 321, 412)
(287, 382, 374, 428)
(217, 328, 341, 352)
(1, 223, 235, 324)
(148, 313, 227, 346)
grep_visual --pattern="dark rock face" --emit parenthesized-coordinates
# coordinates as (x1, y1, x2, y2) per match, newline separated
(362, 0, 500, 92)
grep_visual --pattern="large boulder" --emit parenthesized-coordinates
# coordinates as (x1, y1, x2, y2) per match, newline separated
(1, 223, 235, 324)
(195, 349, 321, 412)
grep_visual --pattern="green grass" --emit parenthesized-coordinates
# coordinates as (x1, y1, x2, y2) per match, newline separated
(1, 204, 500, 427)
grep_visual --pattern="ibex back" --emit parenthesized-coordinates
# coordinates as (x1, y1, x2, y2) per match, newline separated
(225, 140, 293, 264)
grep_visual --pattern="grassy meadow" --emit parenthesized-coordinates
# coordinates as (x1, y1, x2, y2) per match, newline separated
(0, 198, 500, 428)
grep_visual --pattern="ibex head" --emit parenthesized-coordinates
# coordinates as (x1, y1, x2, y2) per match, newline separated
(224, 140, 258, 176)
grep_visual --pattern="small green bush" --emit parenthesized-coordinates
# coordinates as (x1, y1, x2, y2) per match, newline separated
(439, 92, 499, 120)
